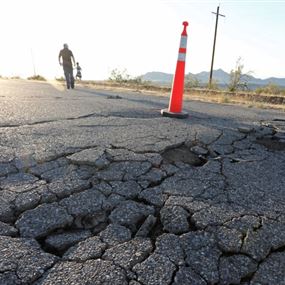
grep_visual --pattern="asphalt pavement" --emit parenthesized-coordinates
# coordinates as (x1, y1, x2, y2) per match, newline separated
(0, 79, 285, 284)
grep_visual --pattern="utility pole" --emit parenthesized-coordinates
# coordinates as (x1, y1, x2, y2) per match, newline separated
(209, 5, 225, 87)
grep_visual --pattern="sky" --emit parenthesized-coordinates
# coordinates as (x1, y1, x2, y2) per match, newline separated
(1, 0, 285, 80)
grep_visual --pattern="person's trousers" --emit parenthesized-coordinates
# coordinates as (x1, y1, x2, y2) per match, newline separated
(63, 66, 74, 89)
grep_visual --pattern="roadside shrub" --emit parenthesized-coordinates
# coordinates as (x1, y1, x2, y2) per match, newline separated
(185, 77, 201, 88)
(227, 57, 251, 92)
(255, 83, 283, 95)
(55, 76, 65, 82)
(128, 76, 143, 85)
(27, 75, 46, 81)
(108, 68, 130, 84)
(108, 69, 149, 87)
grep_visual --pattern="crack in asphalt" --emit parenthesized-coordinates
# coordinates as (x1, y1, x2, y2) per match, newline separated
(0, 112, 110, 129)
(0, 119, 285, 284)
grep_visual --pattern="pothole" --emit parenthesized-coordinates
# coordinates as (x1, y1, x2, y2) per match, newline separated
(36, 236, 63, 257)
(162, 145, 207, 167)
(256, 138, 285, 151)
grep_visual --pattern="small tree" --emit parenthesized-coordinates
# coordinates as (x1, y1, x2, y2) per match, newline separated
(228, 57, 251, 92)
(185, 76, 201, 88)
(108, 68, 130, 84)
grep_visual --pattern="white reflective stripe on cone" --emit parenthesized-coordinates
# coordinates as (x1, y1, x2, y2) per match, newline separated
(179, 36, 187, 48)
(177, 53, 186, 62)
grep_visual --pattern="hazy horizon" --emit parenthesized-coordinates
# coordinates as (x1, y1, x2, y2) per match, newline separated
(1, 0, 285, 81)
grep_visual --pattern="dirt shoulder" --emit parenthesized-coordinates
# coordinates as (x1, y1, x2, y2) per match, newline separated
(63, 79, 285, 111)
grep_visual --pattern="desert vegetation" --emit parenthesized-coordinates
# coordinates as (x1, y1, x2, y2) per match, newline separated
(78, 68, 285, 110)
(27, 75, 46, 81)
(255, 83, 285, 96)
(227, 57, 252, 92)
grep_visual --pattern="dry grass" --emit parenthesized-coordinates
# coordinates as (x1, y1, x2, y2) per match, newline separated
(183, 90, 285, 111)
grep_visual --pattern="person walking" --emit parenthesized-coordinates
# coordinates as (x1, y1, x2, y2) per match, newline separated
(75, 62, 82, 80)
(58, 43, 76, 89)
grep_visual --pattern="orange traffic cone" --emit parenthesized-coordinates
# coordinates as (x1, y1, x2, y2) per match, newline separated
(161, 21, 189, 119)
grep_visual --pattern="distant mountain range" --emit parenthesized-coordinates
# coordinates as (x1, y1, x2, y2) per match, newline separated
(141, 69, 285, 88)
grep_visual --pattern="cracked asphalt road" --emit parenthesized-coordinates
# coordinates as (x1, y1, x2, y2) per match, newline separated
(0, 79, 285, 285)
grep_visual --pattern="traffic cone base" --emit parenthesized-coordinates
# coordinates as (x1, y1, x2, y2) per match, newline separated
(161, 108, 188, 119)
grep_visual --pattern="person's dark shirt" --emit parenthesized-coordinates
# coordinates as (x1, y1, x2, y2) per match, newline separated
(59, 48, 74, 68)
